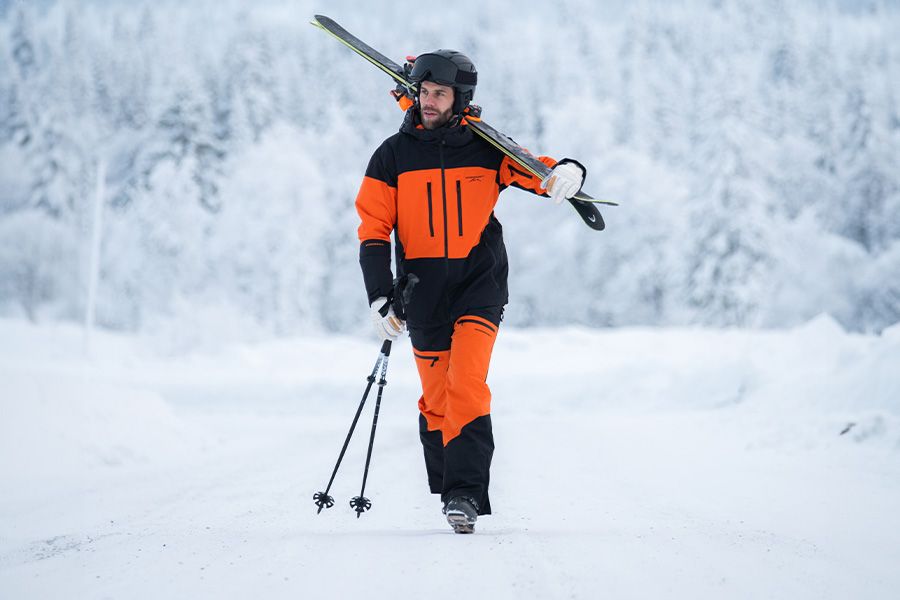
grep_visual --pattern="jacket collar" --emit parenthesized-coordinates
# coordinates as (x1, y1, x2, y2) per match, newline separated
(399, 107, 472, 147)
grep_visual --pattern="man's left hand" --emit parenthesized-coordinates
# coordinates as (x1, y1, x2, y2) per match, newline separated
(541, 162, 585, 205)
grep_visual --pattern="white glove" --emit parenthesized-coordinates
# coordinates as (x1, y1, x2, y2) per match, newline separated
(370, 296, 406, 341)
(541, 162, 585, 205)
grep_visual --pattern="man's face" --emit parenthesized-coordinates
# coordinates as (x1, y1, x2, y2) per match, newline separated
(419, 81, 455, 130)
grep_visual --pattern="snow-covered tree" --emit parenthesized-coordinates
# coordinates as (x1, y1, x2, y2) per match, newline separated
(1, 0, 898, 335)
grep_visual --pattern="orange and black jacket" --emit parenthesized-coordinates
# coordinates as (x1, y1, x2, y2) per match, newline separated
(355, 108, 583, 328)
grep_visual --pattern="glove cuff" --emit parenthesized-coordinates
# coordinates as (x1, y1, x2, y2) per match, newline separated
(556, 158, 587, 193)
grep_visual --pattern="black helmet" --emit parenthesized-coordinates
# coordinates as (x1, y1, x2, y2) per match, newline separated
(409, 49, 477, 115)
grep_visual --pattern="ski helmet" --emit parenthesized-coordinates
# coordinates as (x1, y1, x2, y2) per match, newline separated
(408, 50, 477, 115)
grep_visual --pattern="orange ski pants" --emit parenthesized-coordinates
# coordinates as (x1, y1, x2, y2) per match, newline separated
(410, 308, 501, 515)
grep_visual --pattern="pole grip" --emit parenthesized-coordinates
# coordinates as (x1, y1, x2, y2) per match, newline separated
(380, 339, 392, 356)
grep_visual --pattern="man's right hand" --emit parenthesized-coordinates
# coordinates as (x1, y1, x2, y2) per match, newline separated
(370, 296, 406, 341)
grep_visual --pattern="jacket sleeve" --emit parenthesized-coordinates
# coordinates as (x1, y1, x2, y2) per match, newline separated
(498, 155, 587, 198)
(355, 142, 398, 305)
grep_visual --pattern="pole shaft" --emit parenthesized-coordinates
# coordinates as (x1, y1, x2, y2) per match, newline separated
(357, 347, 390, 499)
(320, 350, 383, 496)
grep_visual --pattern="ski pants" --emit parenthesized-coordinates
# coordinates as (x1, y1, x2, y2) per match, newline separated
(409, 306, 502, 516)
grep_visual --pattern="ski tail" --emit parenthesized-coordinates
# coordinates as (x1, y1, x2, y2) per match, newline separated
(311, 15, 411, 89)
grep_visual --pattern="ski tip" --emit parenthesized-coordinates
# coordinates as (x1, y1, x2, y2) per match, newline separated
(569, 198, 606, 230)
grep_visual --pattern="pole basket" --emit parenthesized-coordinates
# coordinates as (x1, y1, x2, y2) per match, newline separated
(349, 495, 372, 517)
(313, 491, 335, 513)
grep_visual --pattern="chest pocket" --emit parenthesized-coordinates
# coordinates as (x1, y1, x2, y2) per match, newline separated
(397, 169, 444, 259)
(397, 167, 499, 260)
(447, 168, 499, 259)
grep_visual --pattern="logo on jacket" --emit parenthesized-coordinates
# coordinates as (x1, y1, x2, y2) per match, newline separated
(465, 175, 484, 183)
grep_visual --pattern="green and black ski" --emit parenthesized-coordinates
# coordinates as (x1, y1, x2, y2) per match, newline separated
(310, 14, 616, 231)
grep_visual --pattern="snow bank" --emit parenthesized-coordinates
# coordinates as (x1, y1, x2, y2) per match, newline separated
(1, 371, 196, 487)
(1, 313, 898, 511)
(0, 321, 206, 508)
(491, 314, 900, 450)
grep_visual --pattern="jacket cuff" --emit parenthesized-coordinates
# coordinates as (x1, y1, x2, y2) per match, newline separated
(359, 239, 393, 305)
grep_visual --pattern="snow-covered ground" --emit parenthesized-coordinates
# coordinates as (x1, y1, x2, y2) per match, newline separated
(1, 316, 899, 599)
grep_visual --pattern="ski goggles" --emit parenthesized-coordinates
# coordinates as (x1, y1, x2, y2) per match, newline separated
(408, 54, 477, 88)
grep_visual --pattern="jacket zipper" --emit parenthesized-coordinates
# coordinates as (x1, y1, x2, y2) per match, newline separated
(456, 180, 463, 236)
(426, 182, 434, 237)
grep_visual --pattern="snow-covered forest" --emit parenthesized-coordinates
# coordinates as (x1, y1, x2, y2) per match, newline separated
(1, 0, 899, 338)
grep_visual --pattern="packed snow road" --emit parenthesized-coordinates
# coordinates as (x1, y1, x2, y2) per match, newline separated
(1, 317, 899, 599)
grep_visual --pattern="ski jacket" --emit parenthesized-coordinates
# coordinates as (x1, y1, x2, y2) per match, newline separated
(356, 109, 560, 328)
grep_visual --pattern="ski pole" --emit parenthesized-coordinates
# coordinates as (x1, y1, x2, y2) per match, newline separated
(350, 339, 391, 517)
(313, 339, 391, 514)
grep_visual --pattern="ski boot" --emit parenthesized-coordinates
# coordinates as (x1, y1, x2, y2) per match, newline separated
(443, 496, 478, 534)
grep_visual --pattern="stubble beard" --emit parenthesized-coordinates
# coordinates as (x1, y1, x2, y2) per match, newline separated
(421, 105, 453, 130)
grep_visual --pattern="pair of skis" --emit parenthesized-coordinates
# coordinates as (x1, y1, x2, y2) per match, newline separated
(310, 14, 616, 231)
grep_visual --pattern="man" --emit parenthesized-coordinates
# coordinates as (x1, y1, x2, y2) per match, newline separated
(355, 49, 585, 533)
